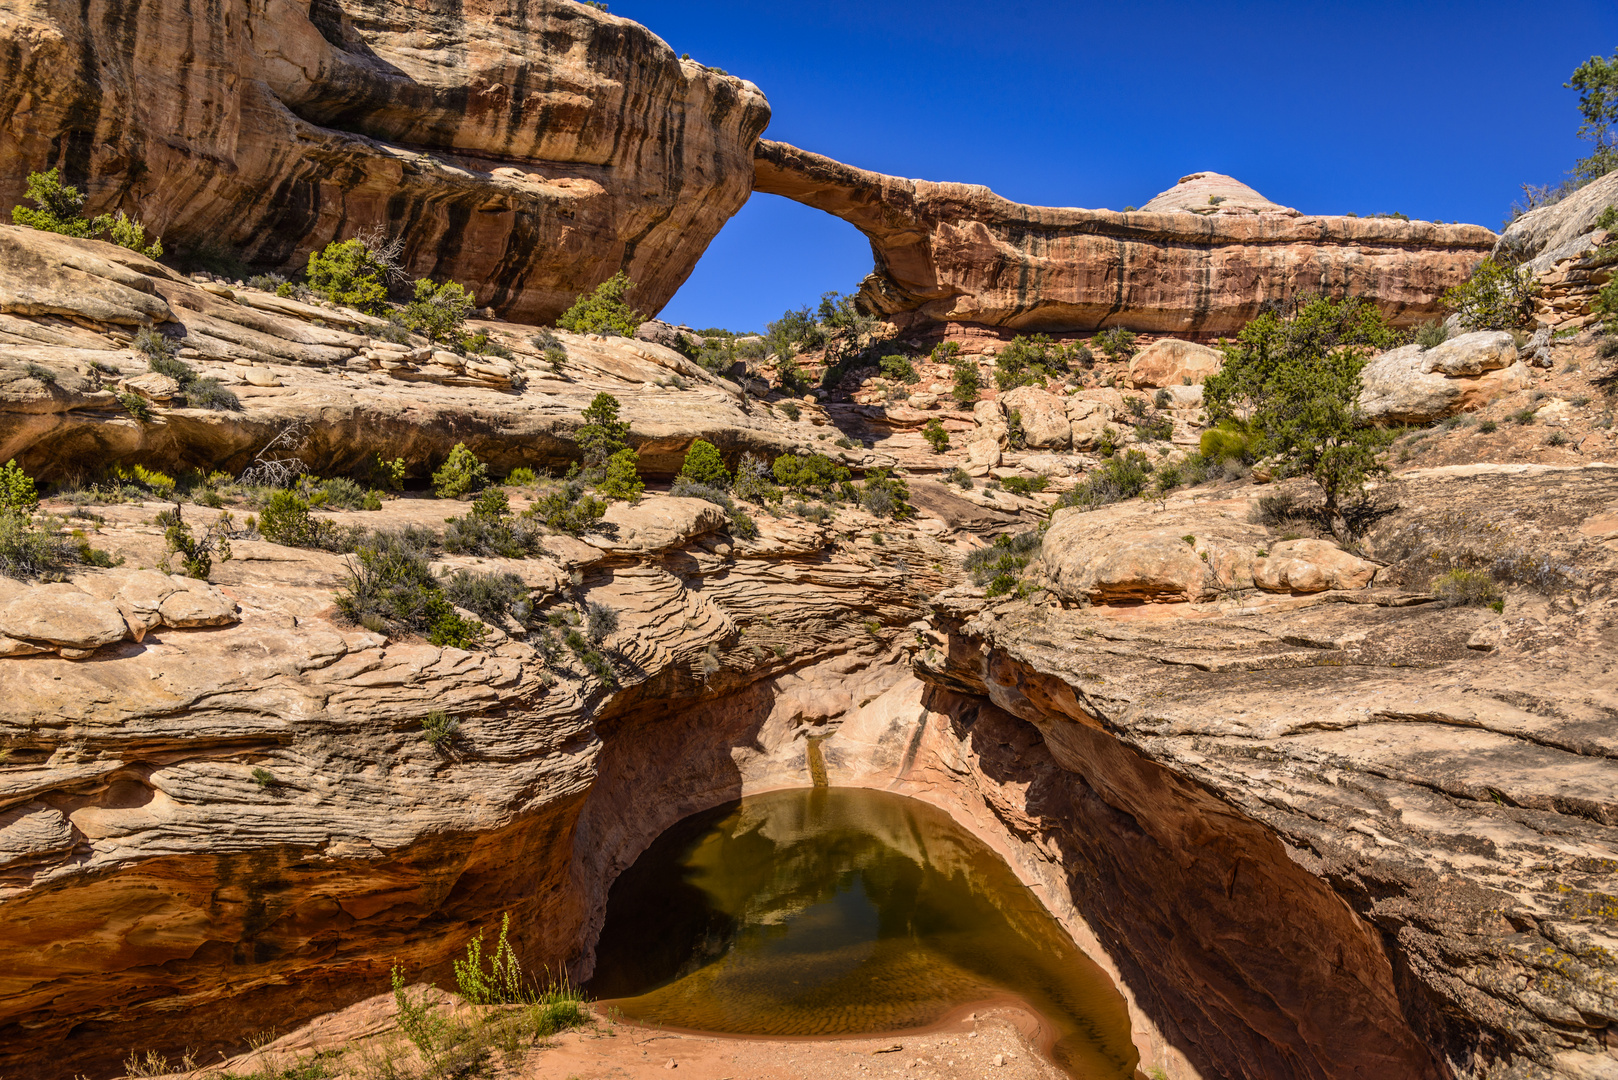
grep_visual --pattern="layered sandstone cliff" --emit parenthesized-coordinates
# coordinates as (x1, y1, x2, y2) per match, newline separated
(753, 141, 1498, 336)
(0, 0, 769, 322)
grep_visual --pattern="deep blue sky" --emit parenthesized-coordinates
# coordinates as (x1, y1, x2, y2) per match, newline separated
(610, 1, 1618, 333)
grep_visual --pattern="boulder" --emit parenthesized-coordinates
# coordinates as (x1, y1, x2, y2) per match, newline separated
(602, 496, 728, 553)
(1067, 399, 1116, 451)
(964, 439, 1002, 476)
(1033, 523, 1260, 605)
(121, 371, 180, 403)
(1418, 331, 1518, 376)
(0, 584, 129, 652)
(1359, 344, 1531, 424)
(159, 581, 241, 627)
(1252, 540, 1377, 593)
(998, 385, 1071, 449)
(972, 399, 1008, 446)
(1495, 170, 1618, 274)
(1128, 339, 1224, 388)
(1020, 454, 1083, 477)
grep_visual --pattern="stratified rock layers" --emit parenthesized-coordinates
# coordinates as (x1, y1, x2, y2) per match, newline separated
(0, 0, 770, 322)
(753, 141, 1498, 336)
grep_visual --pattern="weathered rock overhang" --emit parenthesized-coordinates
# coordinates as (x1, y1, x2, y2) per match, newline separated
(752, 140, 1499, 337)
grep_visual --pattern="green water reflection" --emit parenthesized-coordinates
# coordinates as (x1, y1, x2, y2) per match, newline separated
(588, 787, 1137, 1079)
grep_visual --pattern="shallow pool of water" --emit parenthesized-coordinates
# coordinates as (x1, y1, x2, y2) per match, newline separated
(588, 787, 1137, 1079)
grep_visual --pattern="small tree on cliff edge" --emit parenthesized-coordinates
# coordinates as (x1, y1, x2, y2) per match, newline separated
(1203, 296, 1399, 542)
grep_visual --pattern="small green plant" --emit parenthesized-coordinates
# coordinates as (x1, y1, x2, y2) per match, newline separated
(1093, 327, 1139, 362)
(10, 168, 163, 257)
(119, 391, 152, 420)
(1511, 408, 1537, 425)
(505, 466, 538, 487)
(1478, 419, 1499, 433)
(944, 466, 974, 489)
(678, 439, 731, 488)
(158, 504, 232, 579)
(1001, 475, 1049, 496)
(586, 602, 619, 643)
(922, 418, 950, 453)
(1414, 320, 1450, 348)
(403, 277, 476, 346)
(878, 354, 920, 384)
(557, 271, 643, 336)
(251, 767, 277, 789)
(597, 447, 645, 501)
(257, 490, 338, 548)
(950, 355, 981, 405)
(1430, 568, 1503, 607)
(0, 459, 39, 515)
(433, 443, 489, 498)
(1546, 429, 1569, 446)
(305, 238, 389, 312)
(421, 710, 460, 750)
(532, 482, 608, 536)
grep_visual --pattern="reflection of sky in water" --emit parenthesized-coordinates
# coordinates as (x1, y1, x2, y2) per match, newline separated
(588, 788, 1138, 1080)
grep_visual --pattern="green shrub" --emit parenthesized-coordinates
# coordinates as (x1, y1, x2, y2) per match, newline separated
(731, 453, 779, 505)
(158, 504, 232, 579)
(432, 443, 489, 498)
(179, 378, 241, 412)
(251, 767, 277, 789)
(922, 418, 950, 453)
(257, 490, 339, 548)
(1598, 205, 1618, 232)
(964, 530, 1042, 590)
(505, 466, 538, 487)
(678, 439, 730, 487)
(403, 278, 476, 347)
(443, 569, 528, 625)
(1093, 327, 1139, 362)
(305, 239, 390, 312)
(0, 460, 39, 515)
(597, 447, 645, 501)
(532, 482, 608, 536)
(858, 470, 913, 519)
(1430, 568, 1503, 607)
(557, 271, 643, 336)
(10, 169, 163, 257)
(1055, 450, 1153, 511)
(0, 507, 75, 580)
(950, 356, 982, 405)
(421, 710, 460, 751)
(443, 505, 546, 558)
(112, 464, 177, 499)
(994, 334, 1070, 391)
(779, 401, 801, 422)
(1442, 258, 1541, 331)
(577, 392, 630, 469)
(1001, 475, 1049, 496)
(119, 392, 152, 420)
(1414, 320, 1451, 348)
(772, 452, 850, 493)
(335, 529, 485, 647)
(879, 354, 920, 384)
(945, 466, 974, 489)
(586, 602, 618, 643)
(1479, 419, 1499, 433)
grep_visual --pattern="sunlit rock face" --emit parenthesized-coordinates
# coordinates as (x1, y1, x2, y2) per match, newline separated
(0, 0, 770, 322)
(753, 141, 1498, 337)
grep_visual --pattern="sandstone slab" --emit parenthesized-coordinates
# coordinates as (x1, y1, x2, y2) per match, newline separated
(1252, 539, 1377, 593)
(999, 385, 1071, 449)
(1128, 339, 1225, 388)
(0, 583, 128, 650)
(1359, 344, 1531, 424)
